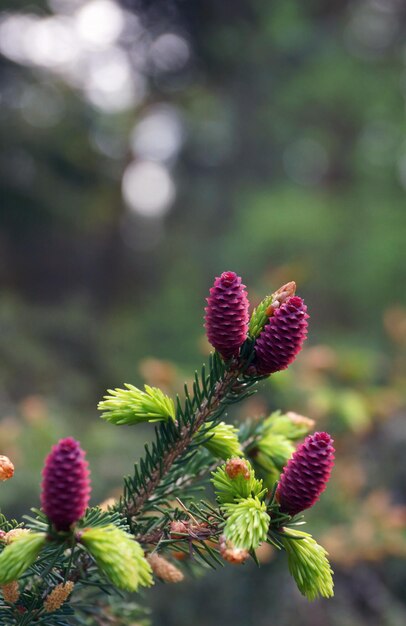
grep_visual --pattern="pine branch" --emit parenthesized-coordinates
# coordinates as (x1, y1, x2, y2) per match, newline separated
(122, 365, 243, 518)
(0, 271, 333, 620)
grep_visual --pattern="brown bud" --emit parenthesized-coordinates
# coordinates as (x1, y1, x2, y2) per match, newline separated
(170, 520, 189, 538)
(285, 411, 315, 430)
(0, 456, 14, 481)
(219, 535, 249, 565)
(189, 521, 209, 536)
(5, 528, 30, 544)
(147, 553, 184, 583)
(171, 550, 189, 561)
(225, 458, 250, 480)
(1, 581, 20, 604)
(44, 582, 74, 613)
(267, 281, 297, 315)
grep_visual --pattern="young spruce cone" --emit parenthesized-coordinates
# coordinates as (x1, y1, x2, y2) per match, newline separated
(254, 296, 309, 375)
(276, 432, 335, 516)
(205, 271, 249, 359)
(41, 438, 91, 530)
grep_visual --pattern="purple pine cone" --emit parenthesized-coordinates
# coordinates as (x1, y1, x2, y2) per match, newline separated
(41, 438, 91, 531)
(204, 271, 249, 359)
(254, 295, 309, 375)
(276, 432, 335, 516)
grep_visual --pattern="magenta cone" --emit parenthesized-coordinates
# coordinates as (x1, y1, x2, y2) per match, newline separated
(276, 432, 335, 516)
(204, 271, 249, 359)
(41, 438, 91, 530)
(255, 296, 308, 375)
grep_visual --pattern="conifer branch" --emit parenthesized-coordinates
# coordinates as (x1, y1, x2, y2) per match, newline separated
(0, 270, 337, 622)
(122, 364, 254, 519)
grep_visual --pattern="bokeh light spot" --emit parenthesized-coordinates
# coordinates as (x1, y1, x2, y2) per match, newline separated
(122, 161, 175, 217)
(130, 105, 184, 162)
(149, 33, 190, 73)
(75, 0, 124, 49)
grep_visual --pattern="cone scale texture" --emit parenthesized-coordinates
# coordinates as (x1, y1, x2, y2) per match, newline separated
(41, 438, 91, 530)
(205, 271, 249, 359)
(254, 296, 309, 375)
(276, 432, 335, 516)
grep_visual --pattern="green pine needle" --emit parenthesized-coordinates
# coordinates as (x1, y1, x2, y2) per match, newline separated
(262, 411, 314, 441)
(211, 460, 266, 504)
(251, 411, 314, 488)
(249, 295, 273, 338)
(281, 528, 334, 601)
(98, 384, 176, 425)
(202, 422, 243, 460)
(223, 497, 270, 550)
(81, 525, 153, 591)
(256, 433, 295, 473)
(0, 532, 46, 585)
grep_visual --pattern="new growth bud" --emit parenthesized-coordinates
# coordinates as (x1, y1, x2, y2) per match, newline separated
(249, 282, 296, 339)
(249, 410, 316, 488)
(169, 520, 189, 538)
(202, 422, 242, 460)
(283, 412, 316, 437)
(98, 384, 175, 426)
(276, 432, 335, 516)
(0, 532, 46, 585)
(223, 497, 270, 550)
(41, 438, 91, 531)
(219, 535, 249, 565)
(281, 528, 334, 600)
(205, 271, 249, 359)
(211, 459, 266, 504)
(225, 458, 250, 480)
(5, 529, 30, 544)
(270, 281, 297, 310)
(80, 525, 153, 592)
(0, 455, 14, 481)
(147, 553, 184, 583)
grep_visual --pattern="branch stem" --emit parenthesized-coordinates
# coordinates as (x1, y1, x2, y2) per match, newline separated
(123, 368, 240, 518)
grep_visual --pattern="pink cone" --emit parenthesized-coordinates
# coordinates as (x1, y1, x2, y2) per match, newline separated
(204, 271, 249, 359)
(41, 438, 91, 530)
(276, 432, 335, 516)
(255, 296, 309, 375)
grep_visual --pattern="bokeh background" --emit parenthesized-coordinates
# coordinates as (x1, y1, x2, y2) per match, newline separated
(1, 0, 406, 624)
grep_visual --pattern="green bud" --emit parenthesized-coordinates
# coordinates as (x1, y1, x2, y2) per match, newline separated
(249, 295, 273, 339)
(262, 411, 315, 441)
(202, 422, 242, 460)
(0, 532, 46, 585)
(211, 460, 266, 505)
(256, 433, 295, 474)
(81, 525, 153, 591)
(251, 411, 314, 488)
(223, 497, 270, 550)
(98, 384, 175, 426)
(281, 528, 334, 601)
